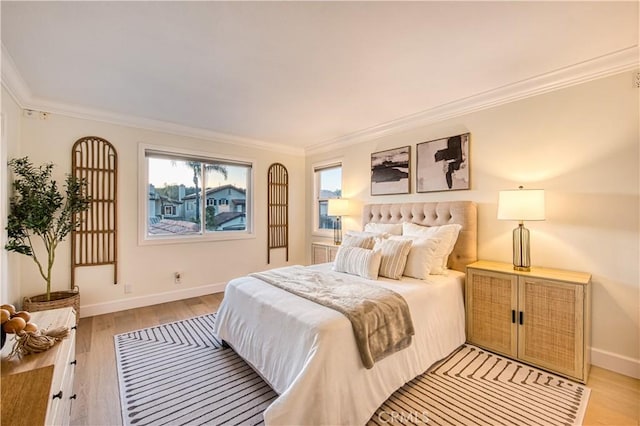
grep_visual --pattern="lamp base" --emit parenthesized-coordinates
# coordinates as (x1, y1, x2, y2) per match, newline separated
(512, 223, 531, 271)
(333, 217, 342, 245)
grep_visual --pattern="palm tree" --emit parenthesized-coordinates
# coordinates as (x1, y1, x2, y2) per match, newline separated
(186, 162, 228, 223)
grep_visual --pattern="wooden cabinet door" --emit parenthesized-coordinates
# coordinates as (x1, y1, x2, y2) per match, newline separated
(466, 269, 518, 357)
(327, 246, 339, 262)
(312, 244, 329, 264)
(518, 277, 584, 381)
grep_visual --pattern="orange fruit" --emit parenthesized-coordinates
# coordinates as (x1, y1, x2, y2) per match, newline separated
(0, 304, 16, 316)
(3, 317, 26, 334)
(0, 309, 10, 324)
(23, 322, 38, 333)
(12, 311, 31, 323)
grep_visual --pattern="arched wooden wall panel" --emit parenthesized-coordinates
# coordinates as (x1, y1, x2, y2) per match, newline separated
(267, 163, 288, 263)
(71, 136, 118, 286)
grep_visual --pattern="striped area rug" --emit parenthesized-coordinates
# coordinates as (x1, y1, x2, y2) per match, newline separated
(115, 314, 276, 426)
(369, 345, 590, 425)
(115, 314, 590, 426)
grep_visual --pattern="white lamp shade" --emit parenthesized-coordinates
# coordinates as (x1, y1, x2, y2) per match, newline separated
(327, 198, 350, 217)
(497, 189, 545, 221)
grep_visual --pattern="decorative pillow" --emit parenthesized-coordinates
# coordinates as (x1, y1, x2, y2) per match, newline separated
(390, 236, 441, 279)
(364, 222, 403, 236)
(341, 234, 376, 249)
(346, 230, 390, 239)
(402, 223, 462, 274)
(333, 246, 382, 280)
(373, 238, 413, 280)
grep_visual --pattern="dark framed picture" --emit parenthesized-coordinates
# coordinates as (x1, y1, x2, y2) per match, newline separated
(416, 133, 470, 193)
(371, 146, 410, 196)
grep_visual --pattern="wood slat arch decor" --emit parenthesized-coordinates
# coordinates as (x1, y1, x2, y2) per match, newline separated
(267, 163, 288, 264)
(71, 136, 118, 286)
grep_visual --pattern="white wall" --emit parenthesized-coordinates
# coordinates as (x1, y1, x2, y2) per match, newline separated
(307, 71, 640, 376)
(15, 112, 305, 316)
(1, 87, 23, 306)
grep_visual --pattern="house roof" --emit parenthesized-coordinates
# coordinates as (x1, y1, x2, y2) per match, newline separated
(182, 184, 246, 200)
(147, 219, 200, 235)
(213, 212, 245, 226)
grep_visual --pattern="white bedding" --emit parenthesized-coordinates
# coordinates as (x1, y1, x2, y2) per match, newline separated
(213, 263, 466, 425)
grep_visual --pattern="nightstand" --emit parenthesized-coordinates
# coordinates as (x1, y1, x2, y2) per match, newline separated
(311, 241, 340, 264)
(465, 260, 591, 383)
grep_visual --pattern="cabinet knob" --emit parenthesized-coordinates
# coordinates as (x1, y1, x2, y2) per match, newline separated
(71, 326, 77, 330)
(53, 391, 63, 400)
(70, 360, 77, 366)
(70, 394, 77, 400)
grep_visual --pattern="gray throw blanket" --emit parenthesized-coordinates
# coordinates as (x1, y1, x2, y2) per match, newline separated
(250, 266, 415, 369)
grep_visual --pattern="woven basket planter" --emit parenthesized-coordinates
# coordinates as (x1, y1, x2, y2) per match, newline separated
(23, 287, 80, 325)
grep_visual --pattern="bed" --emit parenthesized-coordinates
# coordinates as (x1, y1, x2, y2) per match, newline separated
(214, 201, 477, 425)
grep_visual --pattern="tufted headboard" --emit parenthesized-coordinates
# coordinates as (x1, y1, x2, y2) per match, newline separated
(362, 201, 477, 273)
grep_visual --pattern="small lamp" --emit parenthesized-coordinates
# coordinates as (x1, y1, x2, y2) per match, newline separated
(327, 198, 349, 245)
(497, 186, 545, 271)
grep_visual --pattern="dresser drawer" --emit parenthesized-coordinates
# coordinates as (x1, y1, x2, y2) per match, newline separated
(1, 307, 77, 426)
(48, 328, 76, 426)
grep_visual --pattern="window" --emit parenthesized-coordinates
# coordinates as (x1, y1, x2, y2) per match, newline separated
(314, 162, 342, 233)
(141, 145, 253, 242)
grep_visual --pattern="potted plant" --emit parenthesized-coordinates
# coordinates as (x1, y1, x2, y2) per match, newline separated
(5, 157, 90, 315)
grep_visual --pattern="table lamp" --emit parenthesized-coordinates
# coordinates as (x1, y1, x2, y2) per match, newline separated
(497, 186, 545, 271)
(327, 198, 349, 245)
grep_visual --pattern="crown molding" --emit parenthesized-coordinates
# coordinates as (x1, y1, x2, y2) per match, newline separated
(1, 43, 32, 108)
(0, 44, 304, 157)
(31, 98, 305, 156)
(305, 46, 640, 156)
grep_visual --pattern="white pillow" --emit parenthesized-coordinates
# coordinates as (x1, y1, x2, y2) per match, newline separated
(390, 236, 441, 279)
(345, 230, 389, 240)
(333, 246, 381, 280)
(373, 238, 412, 280)
(341, 234, 375, 250)
(402, 223, 462, 274)
(364, 222, 403, 236)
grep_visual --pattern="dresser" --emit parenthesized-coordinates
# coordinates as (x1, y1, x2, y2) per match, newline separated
(1, 307, 77, 425)
(311, 241, 340, 264)
(465, 260, 591, 383)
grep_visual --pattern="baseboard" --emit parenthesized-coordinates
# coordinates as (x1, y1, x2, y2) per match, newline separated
(591, 347, 640, 379)
(80, 282, 227, 318)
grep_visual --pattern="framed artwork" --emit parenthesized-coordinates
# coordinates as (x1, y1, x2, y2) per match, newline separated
(371, 146, 410, 196)
(416, 133, 470, 193)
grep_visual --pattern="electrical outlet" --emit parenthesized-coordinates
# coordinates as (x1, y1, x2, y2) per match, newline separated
(635, 72, 640, 89)
(174, 272, 181, 284)
(124, 283, 133, 294)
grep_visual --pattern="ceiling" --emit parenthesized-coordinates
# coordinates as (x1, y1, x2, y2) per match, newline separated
(1, 1, 638, 154)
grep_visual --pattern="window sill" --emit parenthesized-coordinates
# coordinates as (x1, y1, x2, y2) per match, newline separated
(312, 229, 334, 238)
(139, 231, 255, 246)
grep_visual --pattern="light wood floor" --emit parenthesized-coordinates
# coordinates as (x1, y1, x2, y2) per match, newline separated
(70, 293, 639, 426)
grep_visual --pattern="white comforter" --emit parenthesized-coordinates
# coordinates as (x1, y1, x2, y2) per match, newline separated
(213, 263, 466, 425)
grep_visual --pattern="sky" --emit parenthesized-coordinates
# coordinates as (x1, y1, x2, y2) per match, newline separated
(148, 158, 248, 189)
(149, 158, 342, 192)
(320, 167, 342, 192)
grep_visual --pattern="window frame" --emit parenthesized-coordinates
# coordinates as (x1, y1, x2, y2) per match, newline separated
(138, 143, 255, 245)
(312, 159, 343, 237)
